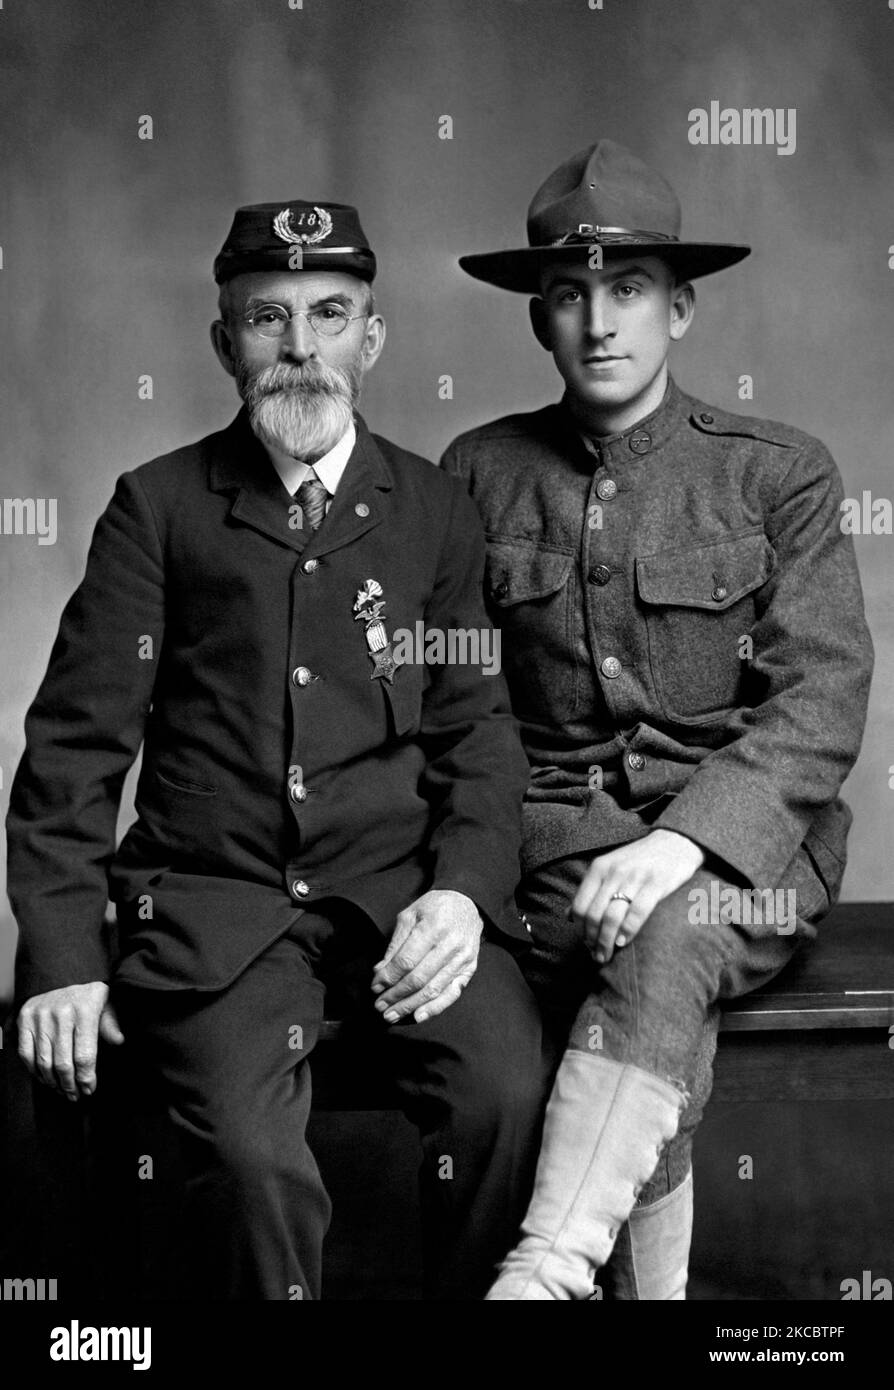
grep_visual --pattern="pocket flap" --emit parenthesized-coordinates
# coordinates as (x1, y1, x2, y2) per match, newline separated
(485, 541, 573, 607)
(636, 532, 773, 611)
(383, 662, 424, 737)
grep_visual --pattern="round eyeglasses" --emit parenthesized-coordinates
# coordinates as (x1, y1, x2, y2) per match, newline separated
(240, 304, 368, 338)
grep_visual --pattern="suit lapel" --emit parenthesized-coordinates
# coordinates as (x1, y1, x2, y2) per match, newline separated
(302, 417, 393, 561)
(209, 409, 310, 553)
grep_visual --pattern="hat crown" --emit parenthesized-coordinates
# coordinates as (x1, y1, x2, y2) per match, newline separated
(526, 139, 682, 246)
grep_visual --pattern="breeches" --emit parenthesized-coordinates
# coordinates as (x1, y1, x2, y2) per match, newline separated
(518, 849, 832, 1210)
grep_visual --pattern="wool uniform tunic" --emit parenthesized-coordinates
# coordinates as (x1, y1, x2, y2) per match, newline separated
(442, 376, 874, 910)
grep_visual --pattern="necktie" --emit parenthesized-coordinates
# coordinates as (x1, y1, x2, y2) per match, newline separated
(295, 470, 329, 531)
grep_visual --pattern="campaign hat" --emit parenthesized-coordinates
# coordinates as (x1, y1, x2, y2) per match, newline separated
(459, 140, 750, 292)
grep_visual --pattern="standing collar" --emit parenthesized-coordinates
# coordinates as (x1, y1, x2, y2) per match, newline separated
(561, 374, 684, 466)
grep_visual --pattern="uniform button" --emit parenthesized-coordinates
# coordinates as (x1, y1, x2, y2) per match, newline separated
(588, 564, 612, 586)
(289, 783, 308, 803)
(711, 584, 728, 602)
(302, 558, 319, 574)
(627, 751, 646, 771)
(492, 580, 509, 600)
(355, 502, 370, 517)
(596, 478, 617, 500)
(601, 656, 622, 679)
(629, 430, 651, 454)
(700, 413, 714, 425)
(291, 879, 310, 898)
(292, 665, 314, 687)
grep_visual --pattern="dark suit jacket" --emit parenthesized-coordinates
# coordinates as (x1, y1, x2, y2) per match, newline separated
(7, 410, 531, 1005)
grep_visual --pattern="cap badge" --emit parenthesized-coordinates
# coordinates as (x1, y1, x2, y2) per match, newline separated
(272, 205, 333, 246)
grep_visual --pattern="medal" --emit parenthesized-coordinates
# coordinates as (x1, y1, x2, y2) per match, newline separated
(353, 579, 398, 682)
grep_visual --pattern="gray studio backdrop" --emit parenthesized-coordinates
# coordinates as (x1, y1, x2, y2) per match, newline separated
(2, 0, 892, 998)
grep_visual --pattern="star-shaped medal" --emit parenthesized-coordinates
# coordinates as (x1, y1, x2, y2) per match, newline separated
(370, 646, 398, 683)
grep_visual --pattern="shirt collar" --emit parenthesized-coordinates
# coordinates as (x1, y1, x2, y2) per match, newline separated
(264, 420, 357, 497)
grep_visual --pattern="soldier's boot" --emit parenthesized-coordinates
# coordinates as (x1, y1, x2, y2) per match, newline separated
(485, 1051, 685, 1301)
(625, 1166, 693, 1300)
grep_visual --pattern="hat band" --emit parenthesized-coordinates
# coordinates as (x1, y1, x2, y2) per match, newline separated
(547, 225, 680, 247)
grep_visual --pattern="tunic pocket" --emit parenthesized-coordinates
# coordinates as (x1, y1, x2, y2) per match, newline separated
(636, 530, 774, 722)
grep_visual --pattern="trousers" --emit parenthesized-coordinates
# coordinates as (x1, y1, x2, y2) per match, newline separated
(517, 846, 833, 1296)
(112, 902, 546, 1300)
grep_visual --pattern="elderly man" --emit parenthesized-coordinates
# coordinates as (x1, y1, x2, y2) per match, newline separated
(443, 140, 873, 1299)
(7, 200, 544, 1300)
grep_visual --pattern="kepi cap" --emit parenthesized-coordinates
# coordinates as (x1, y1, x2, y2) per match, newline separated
(214, 200, 376, 284)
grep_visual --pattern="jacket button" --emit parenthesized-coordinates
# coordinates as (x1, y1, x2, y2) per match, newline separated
(601, 656, 622, 679)
(289, 783, 308, 803)
(627, 751, 646, 771)
(700, 413, 714, 425)
(302, 558, 319, 574)
(291, 879, 310, 898)
(711, 584, 728, 602)
(629, 431, 651, 454)
(596, 478, 617, 500)
(355, 502, 370, 517)
(588, 564, 612, 586)
(292, 665, 314, 687)
(492, 579, 509, 600)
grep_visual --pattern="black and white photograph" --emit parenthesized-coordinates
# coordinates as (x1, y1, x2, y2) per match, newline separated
(1, 0, 891, 1365)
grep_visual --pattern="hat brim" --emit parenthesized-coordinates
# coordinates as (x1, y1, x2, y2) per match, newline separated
(458, 242, 750, 293)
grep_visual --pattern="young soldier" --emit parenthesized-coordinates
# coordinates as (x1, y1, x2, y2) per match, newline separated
(443, 140, 873, 1299)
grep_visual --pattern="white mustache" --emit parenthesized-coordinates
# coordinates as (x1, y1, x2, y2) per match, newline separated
(240, 359, 357, 408)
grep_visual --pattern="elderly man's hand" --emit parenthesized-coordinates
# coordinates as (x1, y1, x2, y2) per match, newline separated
(17, 982, 125, 1101)
(371, 890, 483, 1024)
(572, 828, 706, 966)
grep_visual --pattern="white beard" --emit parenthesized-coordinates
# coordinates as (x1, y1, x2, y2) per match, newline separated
(239, 359, 361, 461)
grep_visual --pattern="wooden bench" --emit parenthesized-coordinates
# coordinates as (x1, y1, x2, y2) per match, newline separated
(309, 902, 894, 1108)
(3, 901, 892, 1300)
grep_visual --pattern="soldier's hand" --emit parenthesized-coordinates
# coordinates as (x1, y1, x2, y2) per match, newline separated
(572, 829, 706, 966)
(17, 982, 125, 1102)
(371, 890, 483, 1024)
